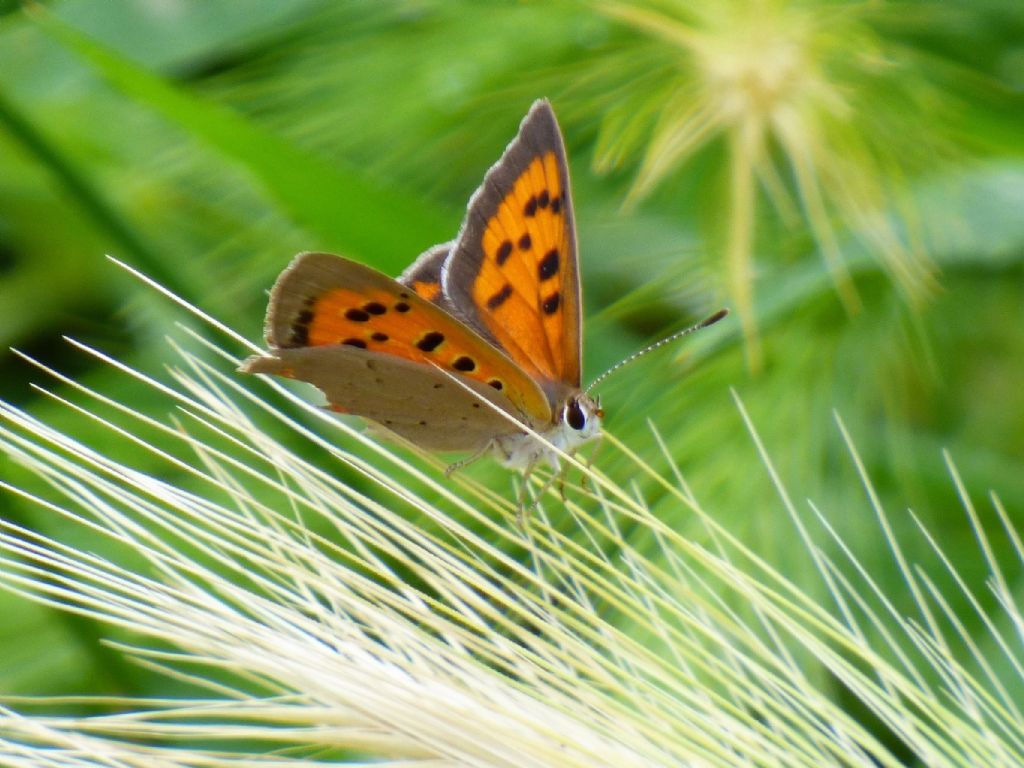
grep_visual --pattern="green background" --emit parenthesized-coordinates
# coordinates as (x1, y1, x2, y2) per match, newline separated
(1, 0, 1023, 759)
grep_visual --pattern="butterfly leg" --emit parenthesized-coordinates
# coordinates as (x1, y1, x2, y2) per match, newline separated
(579, 436, 603, 492)
(556, 453, 574, 501)
(519, 455, 567, 524)
(515, 460, 540, 528)
(445, 441, 493, 477)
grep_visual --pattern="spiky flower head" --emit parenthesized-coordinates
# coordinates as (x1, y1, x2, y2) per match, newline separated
(0, 270, 1021, 765)
(594, 0, 952, 365)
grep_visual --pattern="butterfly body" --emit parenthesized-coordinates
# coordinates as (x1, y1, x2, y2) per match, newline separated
(491, 392, 601, 472)
(243, 100, 602, 475)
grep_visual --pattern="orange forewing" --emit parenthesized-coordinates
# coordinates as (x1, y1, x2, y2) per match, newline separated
(470, 151, 577, 385)
(268, 253, 551, 421)
(304, 288, 529, 409)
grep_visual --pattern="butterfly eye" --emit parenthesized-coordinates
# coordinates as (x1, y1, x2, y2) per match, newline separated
(565, 400, 587, 431)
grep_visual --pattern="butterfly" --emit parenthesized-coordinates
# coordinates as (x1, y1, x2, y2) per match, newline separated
(241, 100, 725, 484)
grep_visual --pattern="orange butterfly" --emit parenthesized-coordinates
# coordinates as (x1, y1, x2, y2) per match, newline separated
(242, 100, 724, 481)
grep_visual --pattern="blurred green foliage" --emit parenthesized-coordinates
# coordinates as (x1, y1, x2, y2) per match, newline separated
(1, 0, 1023, 754)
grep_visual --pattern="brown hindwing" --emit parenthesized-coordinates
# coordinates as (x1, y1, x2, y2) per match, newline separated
(398, 241, 451, 305)
(242, 345, 524, 452)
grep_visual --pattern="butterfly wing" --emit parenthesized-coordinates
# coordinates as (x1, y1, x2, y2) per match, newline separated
(244, 345, 520, 452)
(442, 100, 581, 396)
(241, 252, 553, 448)
(397, 241, 451, 305)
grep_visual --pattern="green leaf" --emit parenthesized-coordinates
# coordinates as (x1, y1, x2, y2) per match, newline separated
(33, 8, 452, 272)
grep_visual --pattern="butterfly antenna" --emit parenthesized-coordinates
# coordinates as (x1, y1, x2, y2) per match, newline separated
(585, 309, 728, 393)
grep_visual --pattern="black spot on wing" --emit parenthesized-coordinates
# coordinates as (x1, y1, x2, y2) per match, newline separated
(496, 240, 513, 265)
(538, 249, 559, 281)
(416, 332, 445, 352)
(287, 309, 314, 347)
(487, 284, 513, 310)
(288, 326, 308, 346)
(542, 292, 560, 315)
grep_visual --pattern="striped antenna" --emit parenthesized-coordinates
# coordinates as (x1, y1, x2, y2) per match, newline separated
(585, 309, 728, 393)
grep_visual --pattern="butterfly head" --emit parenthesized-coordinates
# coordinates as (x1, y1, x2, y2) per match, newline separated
(556, 392, 603, 449)
(494, 390, 602, 472)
